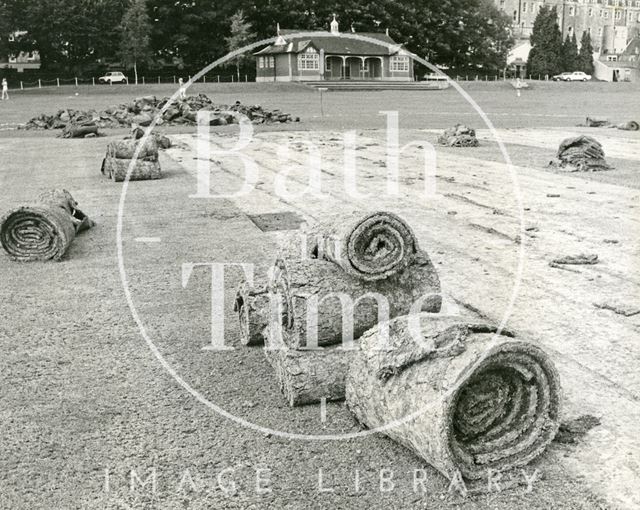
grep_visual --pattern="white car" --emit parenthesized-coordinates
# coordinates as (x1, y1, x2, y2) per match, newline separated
(553, 71, 592, 82)
(98, 72, 128, 84)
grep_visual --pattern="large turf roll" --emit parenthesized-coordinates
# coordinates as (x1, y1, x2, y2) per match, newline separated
(106, 138, 159, 160)
(346, 315, 561, 480)
(310, 211, 419, 281)
(63, 124, 99, 139)
(102, 157, 162, 182)
(1, 189, 94, 261)
(267, 252, 441, 349)
(264, 324, 356, 406)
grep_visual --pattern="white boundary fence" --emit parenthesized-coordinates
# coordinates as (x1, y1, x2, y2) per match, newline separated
(12, 74, 252, 91)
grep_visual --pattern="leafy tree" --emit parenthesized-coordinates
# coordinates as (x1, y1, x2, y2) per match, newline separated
(243, 0, 513, 73)
(148, 0, 238, 69)
(0, 1, 11, 58)
(225, 10, 256, 81)
(578, 30, 595, 75)
(528, 5, 563, 77)
(8, 0, 127, 72)
(5, 0, 516, 74)
(561, 32, 579, 71)
(120, 0, 153, 84)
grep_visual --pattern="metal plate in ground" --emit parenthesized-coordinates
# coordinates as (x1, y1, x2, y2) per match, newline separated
(248, 212, 305, 232)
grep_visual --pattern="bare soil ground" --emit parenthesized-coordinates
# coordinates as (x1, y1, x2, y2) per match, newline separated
(1, 82, 638, 509)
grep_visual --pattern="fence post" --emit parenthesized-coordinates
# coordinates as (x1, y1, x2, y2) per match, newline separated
(203, 75, 206, 83)
(92, 77, 95, 86)
(217, 75, 220, 83)
(173, 75, 176, 84)
(158, 76, 160, 84)
(142, 76, 145, 85)
(56, 78, 60, 87)
(245, 74, 248, 82)
(20, 81, 23, 90)
(75, 77, 78, 87)
(38, 79, 42, 88)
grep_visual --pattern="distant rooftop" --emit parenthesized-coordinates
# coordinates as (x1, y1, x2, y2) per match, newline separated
(255, 26, 404, 57)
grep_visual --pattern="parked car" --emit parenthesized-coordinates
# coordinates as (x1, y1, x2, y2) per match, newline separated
(423, 72, 448, 81)
(552, 71, 592, 82)
(98, 72, 128, 84)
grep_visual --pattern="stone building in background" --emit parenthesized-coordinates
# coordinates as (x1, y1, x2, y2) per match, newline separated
(497, 0, 640, 80)
(496, 0, 640, 53)
(0, 31, 41, 73)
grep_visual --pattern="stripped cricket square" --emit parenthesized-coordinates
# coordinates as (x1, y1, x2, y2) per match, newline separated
(1, 2, 640, 509)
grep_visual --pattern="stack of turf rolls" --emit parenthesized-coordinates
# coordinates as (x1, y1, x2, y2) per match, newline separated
(101, 137, 162, 182)
(236, 211, 442, 406)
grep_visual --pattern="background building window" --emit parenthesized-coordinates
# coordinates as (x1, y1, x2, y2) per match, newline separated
(391, 56, 410, 72)
(268, 56, 275, 68)
(258, 57, 265, 68)
(298, 47, 319, 70)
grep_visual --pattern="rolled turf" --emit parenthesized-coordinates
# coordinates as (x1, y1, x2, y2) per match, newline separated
(309, 211, 419, 281)
(1, 189, 94, 261)
(346, 315, 561, 480)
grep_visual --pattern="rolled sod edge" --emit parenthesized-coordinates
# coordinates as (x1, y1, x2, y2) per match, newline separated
(267, 251, 441, 349)
(309, 211, 419, 281)
(263, 324, 357, 406)
(103, 157, 162, 182)
(345, 315, 561, 480)
(234, 278, 270, 346)
(0, 190, 91, 262)
(107, 138, 159, 160)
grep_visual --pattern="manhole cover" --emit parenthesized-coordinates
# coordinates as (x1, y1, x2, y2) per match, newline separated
(248, 212, 305, 232)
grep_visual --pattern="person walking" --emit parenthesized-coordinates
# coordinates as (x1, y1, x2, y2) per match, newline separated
(1, 78, 8, 100)
(178, 78, 186, 100)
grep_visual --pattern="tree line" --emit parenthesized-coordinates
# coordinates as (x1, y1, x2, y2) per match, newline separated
(0, 0, 514, 76)
(527, 6, 594, 77)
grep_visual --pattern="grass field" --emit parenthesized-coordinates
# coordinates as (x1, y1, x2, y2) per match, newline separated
(2, 80, 640, 130)
(1, 81, 638, 509)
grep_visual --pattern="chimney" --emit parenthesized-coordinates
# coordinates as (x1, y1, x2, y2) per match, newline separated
(330, 14, 339, 34)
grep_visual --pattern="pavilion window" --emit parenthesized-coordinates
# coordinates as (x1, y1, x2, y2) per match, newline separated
(390, 56, 410, 72)
(298, 47, 320, 70)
